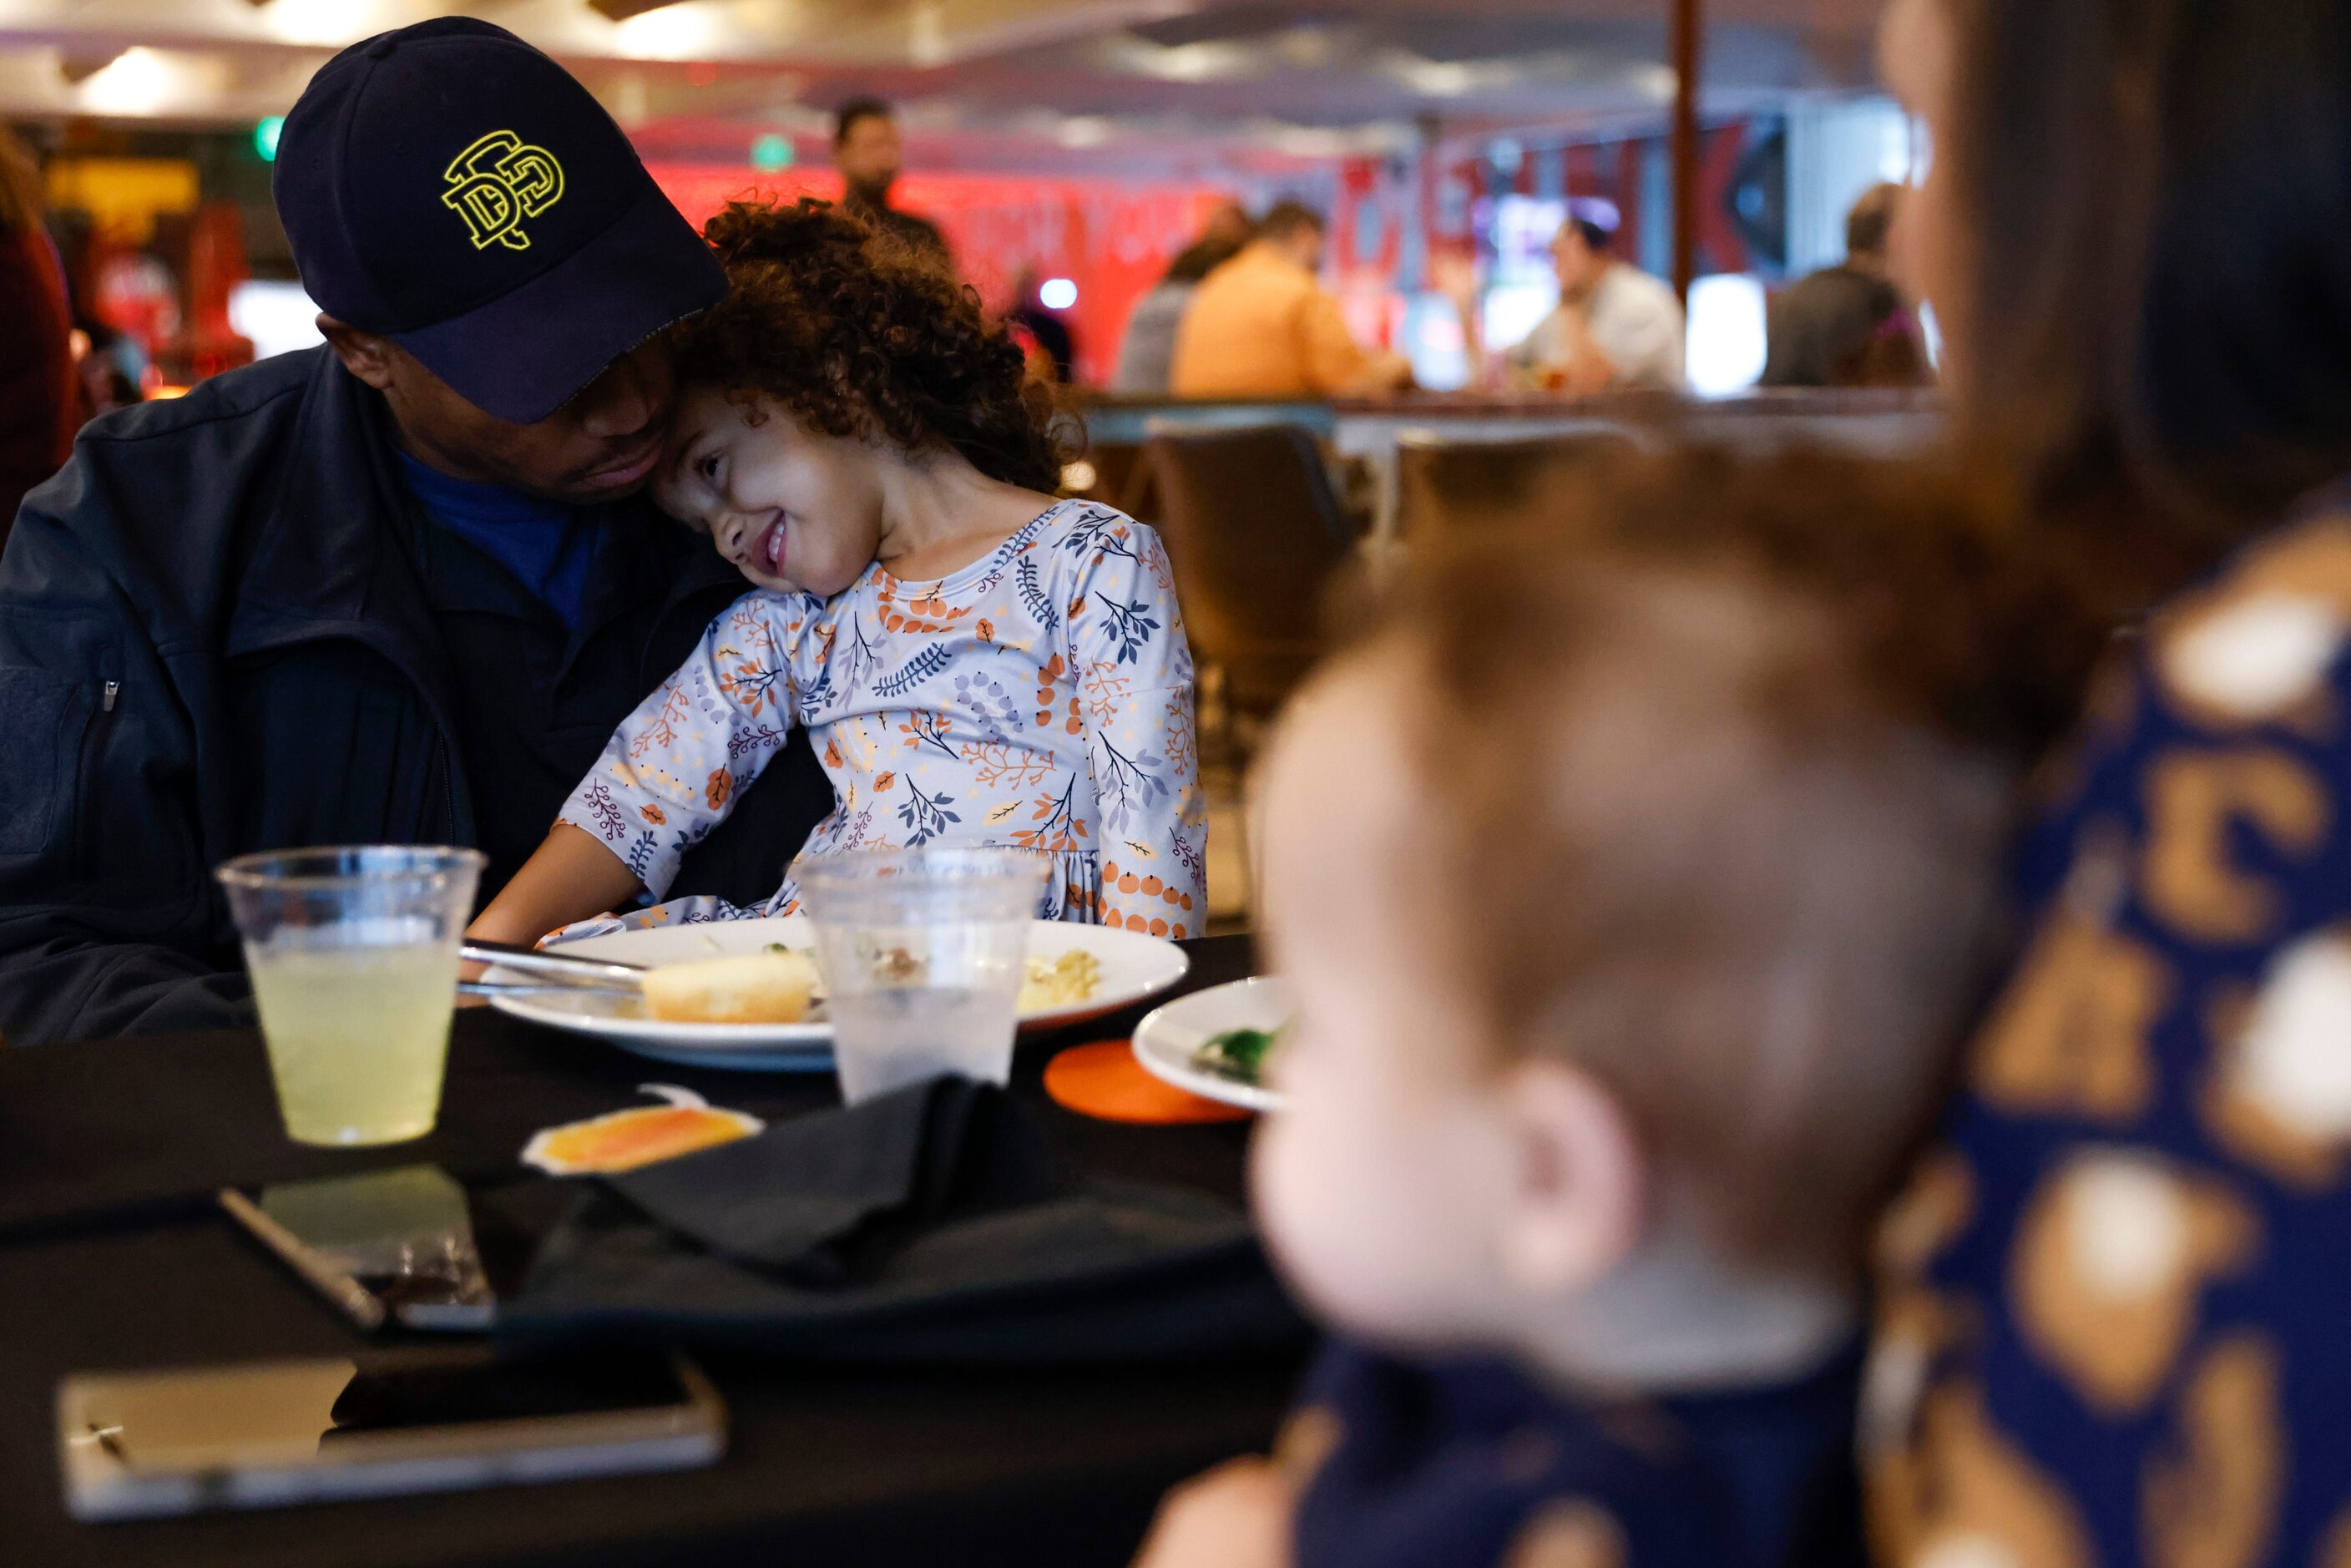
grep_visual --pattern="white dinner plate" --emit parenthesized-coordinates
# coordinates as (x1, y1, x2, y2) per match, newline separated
(1130, 976, 1292, 1113)
(487, 915, 1190, 1073)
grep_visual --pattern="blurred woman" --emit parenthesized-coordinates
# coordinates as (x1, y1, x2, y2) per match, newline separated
(1869, 0, 2351, 1561)
(0, 129, 74, 545)
(1115, 233, 1246, 396)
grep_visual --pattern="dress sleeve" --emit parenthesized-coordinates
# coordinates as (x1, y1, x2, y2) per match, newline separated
(1064, 514, 1209, 936)
(556, 594, 800, 899)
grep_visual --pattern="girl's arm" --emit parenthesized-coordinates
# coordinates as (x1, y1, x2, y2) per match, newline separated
(1067, 515, 1210, 936)
(468, 823, 645, 948)
(470, 595, 802, 945)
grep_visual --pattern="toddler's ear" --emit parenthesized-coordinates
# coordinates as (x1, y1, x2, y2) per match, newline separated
(1494, 1060, 1646, 1297)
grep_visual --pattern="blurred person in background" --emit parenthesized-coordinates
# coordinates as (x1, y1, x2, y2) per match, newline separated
(1170, 200, 1411, 399)
(1115, 230, 1249, 394)
(1201, 196, 1253, 249)
(1760, 183, 1929, 389)
(1510, 201, 1686, 393)
(1009, 264, 1076, 384)
(832, 96, 950, 270)
(0, 128, 74, 545)
(1868, 0, 2351, 1560)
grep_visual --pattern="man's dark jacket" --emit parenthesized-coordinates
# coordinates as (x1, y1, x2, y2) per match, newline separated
(0, 346, 831, 1046)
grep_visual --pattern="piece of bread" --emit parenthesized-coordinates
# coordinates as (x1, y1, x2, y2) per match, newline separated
(642, 950, 819, 1024)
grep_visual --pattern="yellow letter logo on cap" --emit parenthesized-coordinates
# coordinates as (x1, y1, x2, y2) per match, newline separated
(442, 130, 565, 252)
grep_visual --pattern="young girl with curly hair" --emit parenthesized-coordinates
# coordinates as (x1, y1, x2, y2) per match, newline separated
(473, 199, 1204, 943)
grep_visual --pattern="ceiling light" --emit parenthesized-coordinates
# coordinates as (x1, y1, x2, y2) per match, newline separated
(80, 48, 177, 116)
(911, 2, 948, 68)
(261, 0, 382, 47)
(1039, 278, 1078, 311)
(613, 3, 726, 60)
(590, 0, 690, 18)
(1101, 37, 1260, 83)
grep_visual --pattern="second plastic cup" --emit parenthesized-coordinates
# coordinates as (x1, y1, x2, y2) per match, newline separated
(216, 846, 485, 1147)
(794, 848, 1049, 1104)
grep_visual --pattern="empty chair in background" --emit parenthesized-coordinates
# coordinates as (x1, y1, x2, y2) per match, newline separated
(1144, 425, 1359, 756)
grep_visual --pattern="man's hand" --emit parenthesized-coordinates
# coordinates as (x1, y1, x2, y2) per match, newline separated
(1130, 1457, 1297, 1568)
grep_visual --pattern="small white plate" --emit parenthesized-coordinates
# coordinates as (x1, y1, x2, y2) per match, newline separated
(1131, 977, 1292, 1113)
(487, 916, 1191, 1073)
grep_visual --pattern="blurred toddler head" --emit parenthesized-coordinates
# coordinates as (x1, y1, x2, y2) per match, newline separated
(1250, 448, 2095, 1366)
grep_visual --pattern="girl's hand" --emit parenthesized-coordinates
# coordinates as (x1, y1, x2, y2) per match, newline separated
(1130, 1458, 1296, 1568)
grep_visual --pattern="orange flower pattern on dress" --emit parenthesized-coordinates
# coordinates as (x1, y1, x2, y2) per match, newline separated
(1871, 510, 2351, 1567)
(557, 502, 1204, 932)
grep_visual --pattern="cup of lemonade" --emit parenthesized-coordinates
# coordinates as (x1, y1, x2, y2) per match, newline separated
(216, 847, 485, 1147)
(795, 848, 1048, 1105)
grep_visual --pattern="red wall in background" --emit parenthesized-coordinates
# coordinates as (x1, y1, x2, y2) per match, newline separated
(649, 165, 1229, 387)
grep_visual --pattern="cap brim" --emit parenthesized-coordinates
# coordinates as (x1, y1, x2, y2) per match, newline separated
(392, 181, 724, 427)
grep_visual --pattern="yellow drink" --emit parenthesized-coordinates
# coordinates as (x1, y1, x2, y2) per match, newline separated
(246, 942, 461, 1146)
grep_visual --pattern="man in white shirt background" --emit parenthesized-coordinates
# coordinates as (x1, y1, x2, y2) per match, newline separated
(1448, 199, 1688, 395)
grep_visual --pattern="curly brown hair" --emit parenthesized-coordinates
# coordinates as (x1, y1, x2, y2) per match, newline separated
(672, 198, 1072, 492)
(1340, 444, 2119, 1278)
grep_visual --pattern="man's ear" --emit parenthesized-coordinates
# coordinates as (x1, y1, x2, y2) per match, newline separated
(317, 316, 397, 392)
(1494, 1058, 1646, 1296)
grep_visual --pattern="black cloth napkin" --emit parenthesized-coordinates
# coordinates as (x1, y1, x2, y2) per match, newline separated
(500, 1080, 1306, 1368)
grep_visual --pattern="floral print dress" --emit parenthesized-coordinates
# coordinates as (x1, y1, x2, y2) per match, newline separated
(559, 501, 1206, 936)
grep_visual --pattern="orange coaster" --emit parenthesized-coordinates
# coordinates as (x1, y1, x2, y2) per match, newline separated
(1044, 1040, 1253, 1125)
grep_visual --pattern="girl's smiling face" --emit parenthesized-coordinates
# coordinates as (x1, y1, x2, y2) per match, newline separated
(654, 385, 888, 597)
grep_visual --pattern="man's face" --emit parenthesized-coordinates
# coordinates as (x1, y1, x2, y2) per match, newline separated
(835, 116, 902, 203)
(328, 327, 677, 503)
(1552, 225, 1607, 296)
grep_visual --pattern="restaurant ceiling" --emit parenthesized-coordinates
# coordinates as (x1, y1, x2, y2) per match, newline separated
(0, 0, 1889, 175)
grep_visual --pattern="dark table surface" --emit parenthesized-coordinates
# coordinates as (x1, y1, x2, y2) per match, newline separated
(0, 935, 1300, 1567)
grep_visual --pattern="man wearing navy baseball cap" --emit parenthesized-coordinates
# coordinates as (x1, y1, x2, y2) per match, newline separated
(0, 20, 830, 1045)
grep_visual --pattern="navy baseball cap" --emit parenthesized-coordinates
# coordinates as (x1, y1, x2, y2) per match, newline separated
(274, 18, 724, 426)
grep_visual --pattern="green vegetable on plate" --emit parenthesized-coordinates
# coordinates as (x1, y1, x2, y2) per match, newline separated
(1195, 1025, 1282, 1085)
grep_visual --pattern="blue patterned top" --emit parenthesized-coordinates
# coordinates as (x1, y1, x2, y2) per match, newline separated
(1290, 1341, 1866, 1568)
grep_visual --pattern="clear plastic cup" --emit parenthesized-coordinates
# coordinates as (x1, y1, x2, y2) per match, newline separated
(216, 847, 486, 1147)
(794, 848, 1049, 1104)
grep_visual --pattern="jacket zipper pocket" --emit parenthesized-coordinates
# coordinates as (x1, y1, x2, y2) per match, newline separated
(72, 679, 118, 873)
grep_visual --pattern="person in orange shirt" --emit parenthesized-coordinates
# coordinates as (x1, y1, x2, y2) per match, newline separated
(1170, 202, 1412, 399)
